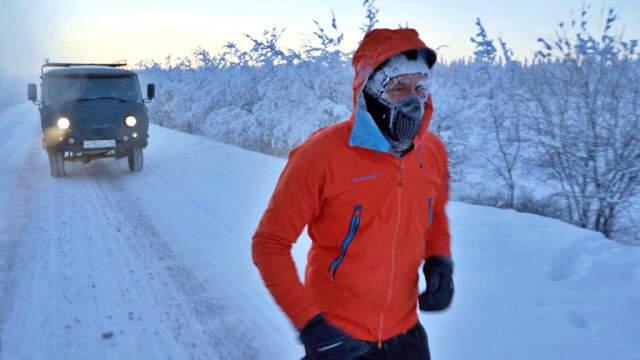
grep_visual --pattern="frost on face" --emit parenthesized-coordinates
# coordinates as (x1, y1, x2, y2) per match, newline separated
(364, 52, 432, 103)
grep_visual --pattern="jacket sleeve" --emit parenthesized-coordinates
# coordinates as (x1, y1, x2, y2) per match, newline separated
(251, 145, 323, 329)
(424, 140, 452, 259)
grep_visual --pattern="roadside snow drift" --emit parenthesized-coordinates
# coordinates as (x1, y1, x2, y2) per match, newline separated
(0, 104, 638, 359)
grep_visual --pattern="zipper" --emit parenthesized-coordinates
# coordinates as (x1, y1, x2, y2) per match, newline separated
(377, 158, 404, 347)
(428, 196, 434, 225)
(418, 144, 424, 168)
(328, 204, 363, 281)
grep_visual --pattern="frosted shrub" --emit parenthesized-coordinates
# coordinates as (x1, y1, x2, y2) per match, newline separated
(525, 7, 640, 238)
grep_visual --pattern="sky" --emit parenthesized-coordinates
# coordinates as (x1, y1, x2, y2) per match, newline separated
(1, 0, 640, 77)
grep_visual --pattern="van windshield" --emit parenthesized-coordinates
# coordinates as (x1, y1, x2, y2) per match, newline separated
(45, 74, 141, 104)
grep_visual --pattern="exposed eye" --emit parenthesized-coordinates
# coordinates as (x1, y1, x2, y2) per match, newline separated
(387, 86, 406, 95)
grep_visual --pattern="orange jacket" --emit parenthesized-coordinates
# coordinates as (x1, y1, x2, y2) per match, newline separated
(252, 28, 451, 344)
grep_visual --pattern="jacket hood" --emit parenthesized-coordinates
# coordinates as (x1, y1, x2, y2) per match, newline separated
(348, 28, 437, 154)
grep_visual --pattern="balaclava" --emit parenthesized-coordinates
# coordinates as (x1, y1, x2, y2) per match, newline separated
(363, 50, 432, 155)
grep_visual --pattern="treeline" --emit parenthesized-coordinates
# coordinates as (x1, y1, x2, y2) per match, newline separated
(137, 3, 640, 243)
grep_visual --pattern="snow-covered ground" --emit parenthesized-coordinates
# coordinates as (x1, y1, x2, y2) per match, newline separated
(0, 103, 638, 360)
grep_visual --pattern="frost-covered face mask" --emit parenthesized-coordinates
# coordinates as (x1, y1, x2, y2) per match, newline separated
(364, 71, 431, 150)
(388, 93, 425, 142)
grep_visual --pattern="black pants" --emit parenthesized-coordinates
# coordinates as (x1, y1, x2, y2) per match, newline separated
(358, 322, 430, 360)
(303, 322, 430, 360)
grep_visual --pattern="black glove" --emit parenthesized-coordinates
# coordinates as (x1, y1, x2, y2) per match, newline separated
(300, 314, 371, 360)
(419, 256, 454, 311)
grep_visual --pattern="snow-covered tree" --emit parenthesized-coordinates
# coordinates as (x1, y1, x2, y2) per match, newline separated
(135, 4, 640, 243)
(469, 18, 523, 208)
(525, 7, 640, 237)
(360, 0, 379, 35)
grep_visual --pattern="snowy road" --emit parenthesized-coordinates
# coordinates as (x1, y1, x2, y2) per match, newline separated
(0, 104, 638, 360)
(0, 104, 303, 359)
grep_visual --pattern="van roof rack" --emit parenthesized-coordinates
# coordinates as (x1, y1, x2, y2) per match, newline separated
(41, 59, 128, 76)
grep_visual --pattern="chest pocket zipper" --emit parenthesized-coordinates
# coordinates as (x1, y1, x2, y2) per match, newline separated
(428, 196, 434, 225)
(328, 204, 363, 280)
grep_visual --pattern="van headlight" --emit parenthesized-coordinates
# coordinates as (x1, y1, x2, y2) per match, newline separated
(125, 115, 137, 127)
(57, 117, 71, 130)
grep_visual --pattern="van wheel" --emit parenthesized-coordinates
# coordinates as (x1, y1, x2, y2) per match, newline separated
(128, 147, 144, 172)
(49, 151, 65, 178)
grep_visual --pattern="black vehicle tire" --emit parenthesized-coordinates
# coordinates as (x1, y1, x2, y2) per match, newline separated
(49, 151, 65, 178)
(128, 147, 144, 172)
